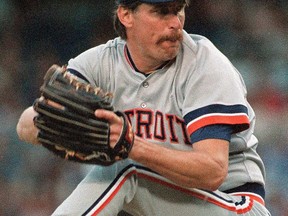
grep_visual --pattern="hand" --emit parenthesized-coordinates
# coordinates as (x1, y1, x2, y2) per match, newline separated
(95, 109, 124, 149)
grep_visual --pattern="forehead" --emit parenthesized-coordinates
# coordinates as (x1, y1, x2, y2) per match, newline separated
(147, 1, 187, 9)
(139, 1, 187, 15)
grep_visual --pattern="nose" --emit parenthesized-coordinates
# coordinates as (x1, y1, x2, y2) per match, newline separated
(167, 14, 183, 30)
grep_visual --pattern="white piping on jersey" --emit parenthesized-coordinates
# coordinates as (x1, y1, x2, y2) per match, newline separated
(187, 112, 249, 128)
(84, 164, 264, 215)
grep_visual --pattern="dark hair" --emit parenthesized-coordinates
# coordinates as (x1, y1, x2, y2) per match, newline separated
(113, 1, 141, 40)
(113, 0, 190, 40)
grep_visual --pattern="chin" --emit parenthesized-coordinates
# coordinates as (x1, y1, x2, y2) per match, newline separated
(163, 47, 180, 60)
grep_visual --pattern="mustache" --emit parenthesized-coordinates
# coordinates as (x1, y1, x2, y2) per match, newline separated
(156, 33, 183, 45)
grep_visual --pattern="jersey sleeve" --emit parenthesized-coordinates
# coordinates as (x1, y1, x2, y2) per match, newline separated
(66, 38, 124, 93)
(67, 45, 104, 86)
(182, 35, 250, 139)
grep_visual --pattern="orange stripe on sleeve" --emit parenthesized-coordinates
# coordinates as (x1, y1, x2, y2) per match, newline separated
(187, 114, 249, 135)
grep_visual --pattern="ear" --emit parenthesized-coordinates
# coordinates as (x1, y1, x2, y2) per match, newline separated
(117, 6, 133, 28)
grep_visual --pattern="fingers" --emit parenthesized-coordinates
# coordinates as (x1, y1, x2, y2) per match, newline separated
(95, 109, 122, 124)
(46, 98, 64, 110)
(95, 109, 124, 148)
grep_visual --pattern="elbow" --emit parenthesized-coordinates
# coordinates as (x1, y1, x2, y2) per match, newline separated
(16, 113, 27, 137)
(16, 114, 27, 141)
(180, 167, 227, 190)
(16, 121, 23, 140)
(16, 119, 30, 143)
(204, 150, 229, 191)
(204, 166, 228, 191)
(206, 173, 227, 191)
(16, 106, 39, 145)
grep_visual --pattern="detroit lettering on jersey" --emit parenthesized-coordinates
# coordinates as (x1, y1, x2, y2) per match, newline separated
(124, 108, 191, 145)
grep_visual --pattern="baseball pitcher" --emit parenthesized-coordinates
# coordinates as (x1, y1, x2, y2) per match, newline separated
(17, 0, 271, 215)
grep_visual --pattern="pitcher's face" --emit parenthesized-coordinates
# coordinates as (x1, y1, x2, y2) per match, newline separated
(127, 3, 185, 62)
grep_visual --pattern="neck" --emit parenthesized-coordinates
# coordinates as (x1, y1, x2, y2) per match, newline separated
(125, 44, 170, 74)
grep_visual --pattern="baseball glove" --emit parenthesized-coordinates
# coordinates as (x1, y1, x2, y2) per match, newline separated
(33, 65, 134, 165)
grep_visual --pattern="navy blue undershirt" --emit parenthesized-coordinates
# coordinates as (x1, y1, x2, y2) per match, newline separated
(191, 124, 234, 144)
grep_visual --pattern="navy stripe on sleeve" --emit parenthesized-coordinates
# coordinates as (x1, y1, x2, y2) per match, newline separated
(67, 68, 90, 83)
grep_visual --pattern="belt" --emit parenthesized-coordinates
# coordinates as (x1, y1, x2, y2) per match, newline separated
(223, 182, 265, 201)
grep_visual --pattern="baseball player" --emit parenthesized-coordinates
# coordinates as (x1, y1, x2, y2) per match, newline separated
(17, 0, 271, 215)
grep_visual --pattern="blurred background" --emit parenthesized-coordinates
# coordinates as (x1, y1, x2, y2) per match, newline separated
(0, 0, 287, 215)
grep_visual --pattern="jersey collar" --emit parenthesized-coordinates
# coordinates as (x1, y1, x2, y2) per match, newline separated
(124, 45, 171, 77)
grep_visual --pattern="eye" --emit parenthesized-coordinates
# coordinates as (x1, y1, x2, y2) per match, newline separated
(151, 5, 185, 16)
(155, 7, 170, 15)
(168, 6, 185, 16)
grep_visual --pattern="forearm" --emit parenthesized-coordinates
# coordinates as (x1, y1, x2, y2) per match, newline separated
(129, 136, 228, 190)
(16, 106, 40, 145)
(95, 109, 228, 190)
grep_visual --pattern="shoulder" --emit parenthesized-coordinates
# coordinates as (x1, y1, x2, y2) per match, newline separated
(67, 37, 126, 81)
(181, 31, 239, 79)
(64, 37, 126, 89)
(182, 31, 229, 64)
(182, 31, 215, 53)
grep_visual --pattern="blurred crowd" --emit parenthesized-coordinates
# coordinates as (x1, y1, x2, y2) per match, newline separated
(0, 0, 287, 215)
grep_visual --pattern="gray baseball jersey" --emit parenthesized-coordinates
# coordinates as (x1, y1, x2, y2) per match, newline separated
(52, 31, 270, 215)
